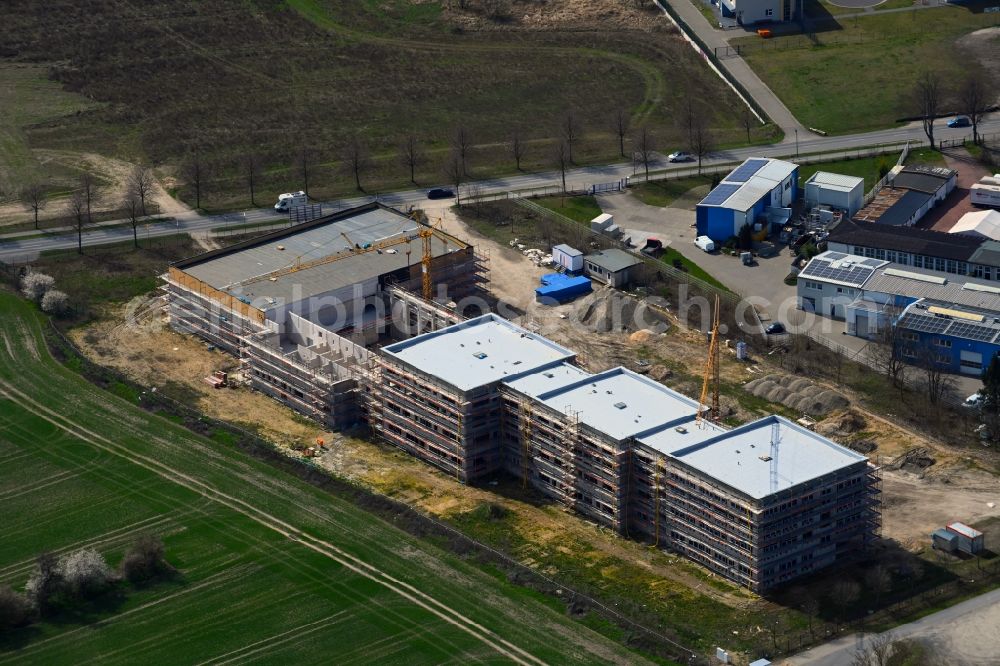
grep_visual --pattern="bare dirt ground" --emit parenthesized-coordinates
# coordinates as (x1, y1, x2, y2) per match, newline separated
(0, 151, 188, 227)
(69, 298, 325, 448)
(957, 27, 1000, 97)
(444, 0, 666, 31)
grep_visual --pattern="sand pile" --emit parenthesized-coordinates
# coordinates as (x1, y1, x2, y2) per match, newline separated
(744, 374, 849, 416)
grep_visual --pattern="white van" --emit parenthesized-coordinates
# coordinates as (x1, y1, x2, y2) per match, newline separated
(274, 191, 307, 212)
(694, 236, 716, 252)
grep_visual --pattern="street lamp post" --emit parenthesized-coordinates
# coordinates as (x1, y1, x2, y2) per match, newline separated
(795, 129, 799, 158)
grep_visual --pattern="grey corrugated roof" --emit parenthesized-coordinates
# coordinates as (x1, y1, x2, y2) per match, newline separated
(585, 248, 642, 273)
(805, 171, 864, 192)
(178, 205, 465, 306)
(862, 269, 1000, 310)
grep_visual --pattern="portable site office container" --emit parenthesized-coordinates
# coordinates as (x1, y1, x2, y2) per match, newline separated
(932, 528, 958, 552)
(947, 522, 985, 554)
(552, 244, 584, 272)
(590, 213, 614, 232)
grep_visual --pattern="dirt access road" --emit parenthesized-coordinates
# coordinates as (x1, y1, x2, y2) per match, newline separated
(0, 151, 188, 227)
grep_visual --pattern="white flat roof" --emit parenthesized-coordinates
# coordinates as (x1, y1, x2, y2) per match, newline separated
(806, 171, 864, 192)
(636, 417, 727, 456)
(382, 314, 576, 392)
(669, 416, 867, 500)
(535, 367, 702, 441)
(755, 159, 798, 185)
(502, 361, 591, 398)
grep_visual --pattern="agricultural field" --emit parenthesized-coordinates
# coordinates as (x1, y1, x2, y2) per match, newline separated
(0, 293, 652, 665)
(733, 6, 1000, 134)
(0, 0, 763, 214)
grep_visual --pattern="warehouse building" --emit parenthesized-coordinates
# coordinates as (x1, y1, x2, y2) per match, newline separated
(826, 218, 1000, 281)
(374, 314, 881, 592)
(163, 203, 486, 428)
(798, 250, 1000, 374)
(803, 171, 865, 217)
(696, 158, 799, 242)
(853, 165, 957, 228)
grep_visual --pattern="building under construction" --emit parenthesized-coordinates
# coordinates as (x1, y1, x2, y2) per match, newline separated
(164, 203, 878, 592)
(163, 203, 486, 428)
(372, 314, 881, 592)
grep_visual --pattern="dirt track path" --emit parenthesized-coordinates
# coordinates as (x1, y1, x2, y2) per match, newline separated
(0, 378, 547, 666)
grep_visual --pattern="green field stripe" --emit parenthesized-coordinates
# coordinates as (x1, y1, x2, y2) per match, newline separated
(0, 293, 651, 665)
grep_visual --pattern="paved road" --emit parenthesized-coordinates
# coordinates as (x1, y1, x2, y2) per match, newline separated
(3, 114, 998, 262)
(659, 0, 806, 137)
(788, 585, 1000, 665)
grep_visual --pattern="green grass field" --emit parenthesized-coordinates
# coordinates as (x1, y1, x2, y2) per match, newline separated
(0, 64, 99, 197)
(0, 0, 758, 211)
(735, 6, 1000, 134)
(534, 196, 604, 224)
(629, 177, 713, 208)
(0, 293, 652, 664)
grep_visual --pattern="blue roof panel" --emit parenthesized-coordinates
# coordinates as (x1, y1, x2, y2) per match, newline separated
(725, 158, 768, 183)
(699, 183, 741, 207)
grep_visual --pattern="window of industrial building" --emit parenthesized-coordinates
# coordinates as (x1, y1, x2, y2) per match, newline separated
(804, 280, 822, 290)
(935, 354, 950, 365)
(765, 7, 773, 14)
(934, 338, 952, 348)
(901, 331, 918, 342)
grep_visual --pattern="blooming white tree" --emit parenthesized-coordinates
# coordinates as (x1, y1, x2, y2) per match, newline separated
(59, 548, 113, 597)
(20, 273, 54, 303)
(41, 289, 69, 316)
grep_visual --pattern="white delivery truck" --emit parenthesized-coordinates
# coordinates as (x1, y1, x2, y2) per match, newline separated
(274, 191, 308, 212)
(694, 235, 716, 252)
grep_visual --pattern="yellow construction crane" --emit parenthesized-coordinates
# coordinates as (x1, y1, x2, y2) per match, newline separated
(420, 227, 433, 301)
(697, 294, 721, 425)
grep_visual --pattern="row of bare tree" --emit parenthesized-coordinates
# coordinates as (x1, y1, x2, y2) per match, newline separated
(20, 102, 733, 229)
(20, 165, 156, 253)
(912, 70, 992, 149)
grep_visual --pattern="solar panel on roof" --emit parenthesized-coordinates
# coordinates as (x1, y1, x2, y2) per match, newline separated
(799, 260, 875, 287)
(898, 313, 950, 334)
(946, 321, 1000, 343)
(700, 183, 740, 206)
(860, 258, 884, 267)
(824, 252, 847, 261)
(726, 159, 768, 183)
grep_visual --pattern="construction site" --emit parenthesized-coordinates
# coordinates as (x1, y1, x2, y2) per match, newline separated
(161, 203, 881, 592)
(163, 203, 485, 429)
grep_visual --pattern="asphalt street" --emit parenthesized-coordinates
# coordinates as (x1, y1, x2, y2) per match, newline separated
(788, 585, 1000, 665)
(2, 115, 997, 262)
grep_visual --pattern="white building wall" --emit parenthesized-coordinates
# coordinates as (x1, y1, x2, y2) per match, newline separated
(735, 0, 783, 24)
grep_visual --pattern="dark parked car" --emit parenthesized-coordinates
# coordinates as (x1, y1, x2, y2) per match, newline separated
(765, 322, 786, 335)
(427, 188, 455, 200)
(947, 116, 971, 128)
